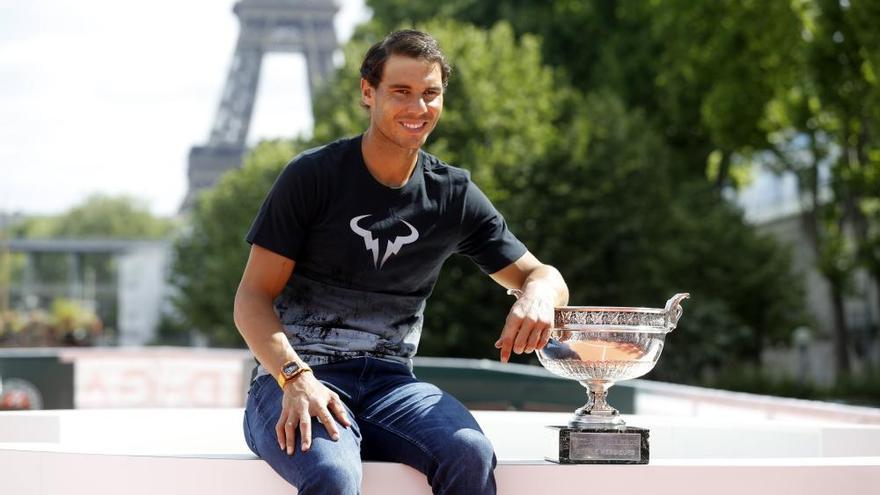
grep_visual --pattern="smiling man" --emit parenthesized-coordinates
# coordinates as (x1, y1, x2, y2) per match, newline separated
(234, 30, 568, 495)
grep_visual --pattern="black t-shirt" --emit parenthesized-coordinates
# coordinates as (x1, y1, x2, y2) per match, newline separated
(246, 135, 526, 373)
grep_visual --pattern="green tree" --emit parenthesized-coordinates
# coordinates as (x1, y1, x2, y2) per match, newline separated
(755, 0, 880, 374)
(497, 91, 804, 380)
(5, 194, 174, 288)
(170, 140, 300, 346)
(366, 0, 803, 188)
(10, 194, 174, 240)
(813, 0, 880, 367)
(4, 194, 174, 288)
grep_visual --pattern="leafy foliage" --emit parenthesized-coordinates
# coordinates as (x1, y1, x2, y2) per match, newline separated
(748, 0, 880, 373)
(367, 0, 802, 185)
(8, 194, 174, 239)
(170, 140, 301, 346)
(3, 194, 174, 287)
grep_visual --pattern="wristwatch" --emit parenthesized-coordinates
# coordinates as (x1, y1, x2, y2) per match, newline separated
(276, 360, 313, 389)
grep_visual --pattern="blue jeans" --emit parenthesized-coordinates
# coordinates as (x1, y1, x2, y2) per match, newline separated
(243, 357, 497, 495)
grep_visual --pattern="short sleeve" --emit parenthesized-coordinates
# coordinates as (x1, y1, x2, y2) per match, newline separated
(456, 180, 527, 274)
(245, 156, 319, 261)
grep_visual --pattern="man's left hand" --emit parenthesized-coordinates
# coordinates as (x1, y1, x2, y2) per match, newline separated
(494, 283, 555, 362)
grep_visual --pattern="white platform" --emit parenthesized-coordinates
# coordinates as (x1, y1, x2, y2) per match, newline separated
(1, 409, 879, 494)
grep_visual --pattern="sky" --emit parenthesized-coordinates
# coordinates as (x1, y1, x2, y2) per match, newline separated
(0, 0, 371, 217)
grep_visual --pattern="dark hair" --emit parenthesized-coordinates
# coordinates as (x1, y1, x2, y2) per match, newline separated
(360, 30, 451, 90)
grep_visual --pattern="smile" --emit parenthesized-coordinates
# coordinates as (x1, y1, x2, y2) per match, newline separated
(400, 122, 427, 130)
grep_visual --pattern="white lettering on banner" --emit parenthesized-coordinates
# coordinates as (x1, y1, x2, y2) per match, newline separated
(73, 356, 245, 408)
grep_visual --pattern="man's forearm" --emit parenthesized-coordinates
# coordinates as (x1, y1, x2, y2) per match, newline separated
(522, 264, 569, 307)
(233, 289, 305, 379)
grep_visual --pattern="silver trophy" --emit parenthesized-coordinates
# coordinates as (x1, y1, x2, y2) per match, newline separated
(512, 291, 690, 464)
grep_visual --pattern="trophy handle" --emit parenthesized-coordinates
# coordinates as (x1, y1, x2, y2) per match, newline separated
(663, 293, 690, 330)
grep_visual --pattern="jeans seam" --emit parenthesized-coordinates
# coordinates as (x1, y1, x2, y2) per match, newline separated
(251, 395, 267, 422)
(249, 376, 283, 443)
(355, 358, 370, 404)
(243, 410, 260, 456)
(358, 416, 439, 465)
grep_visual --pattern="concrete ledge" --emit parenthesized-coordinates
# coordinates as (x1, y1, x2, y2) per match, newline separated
(1, 409, 879, 494)
(2, 449, 879, 495)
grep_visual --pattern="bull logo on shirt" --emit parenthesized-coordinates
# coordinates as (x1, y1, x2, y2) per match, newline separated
(349, 215, 419, 269)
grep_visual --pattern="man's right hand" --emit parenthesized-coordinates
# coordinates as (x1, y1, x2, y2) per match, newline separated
(275, 372, 352, 455)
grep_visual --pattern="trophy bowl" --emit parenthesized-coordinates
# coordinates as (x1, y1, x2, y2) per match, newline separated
(537, 293, 690, 428)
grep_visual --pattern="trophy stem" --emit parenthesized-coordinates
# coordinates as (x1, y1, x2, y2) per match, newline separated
(570, 381, 623, 427)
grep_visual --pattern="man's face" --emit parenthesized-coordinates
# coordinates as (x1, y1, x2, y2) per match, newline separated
(361, 54, 444, 151)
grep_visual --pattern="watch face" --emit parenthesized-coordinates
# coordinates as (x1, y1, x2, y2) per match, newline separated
(282, 362, 300, 377)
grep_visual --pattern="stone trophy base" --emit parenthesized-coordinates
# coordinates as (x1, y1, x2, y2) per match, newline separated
(544, 425, 650, 464)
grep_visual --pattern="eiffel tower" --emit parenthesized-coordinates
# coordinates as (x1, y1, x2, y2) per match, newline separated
(182, 0, 339, 210)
